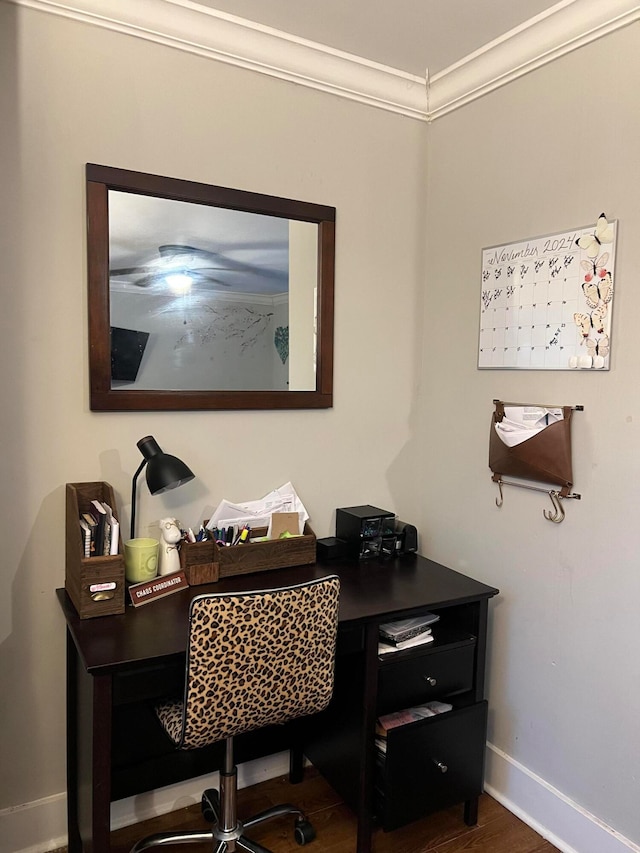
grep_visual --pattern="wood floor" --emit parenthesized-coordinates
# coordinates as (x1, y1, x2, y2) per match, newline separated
(52, 768, 558, 853)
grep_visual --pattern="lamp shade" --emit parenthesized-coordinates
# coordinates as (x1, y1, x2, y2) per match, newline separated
(137, 436, 195, 494)
(130, 436, 195, 539)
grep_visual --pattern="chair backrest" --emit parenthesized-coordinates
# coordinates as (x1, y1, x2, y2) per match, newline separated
(175, 575, 340, 749)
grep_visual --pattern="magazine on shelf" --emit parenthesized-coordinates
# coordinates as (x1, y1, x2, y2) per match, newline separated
(378, 613, 440, 644)
(378, 631, 435, 655)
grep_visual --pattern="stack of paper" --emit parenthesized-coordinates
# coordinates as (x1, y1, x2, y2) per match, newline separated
(205, 482, 309, 537)
(494, 406, 564, 447)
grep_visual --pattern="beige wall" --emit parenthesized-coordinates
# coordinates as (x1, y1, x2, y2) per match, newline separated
(0, 2, 426, 815)
(4, 2, 640, 850)
(421, 22, 640, 845)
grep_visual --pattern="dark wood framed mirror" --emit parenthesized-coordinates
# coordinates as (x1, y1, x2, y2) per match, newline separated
(86, 164, 335, 411)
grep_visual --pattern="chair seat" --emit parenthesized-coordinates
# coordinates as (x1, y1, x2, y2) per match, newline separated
(155, 698, 184, 746)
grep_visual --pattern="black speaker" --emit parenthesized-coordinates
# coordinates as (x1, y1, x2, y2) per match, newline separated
(395, 521, 418, 553)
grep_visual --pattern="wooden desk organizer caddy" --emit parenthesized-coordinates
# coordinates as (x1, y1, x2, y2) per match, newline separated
(65, 481, 125, 619)
(180, 523, 316, 585)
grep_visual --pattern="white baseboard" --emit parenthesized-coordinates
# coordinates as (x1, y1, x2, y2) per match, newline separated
(1, 751, 289, 853)
(0, 790, 68, 853)
(485, 742, 640, 853)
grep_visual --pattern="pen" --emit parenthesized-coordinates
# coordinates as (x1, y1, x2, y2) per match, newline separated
(225, 526, 234, 546)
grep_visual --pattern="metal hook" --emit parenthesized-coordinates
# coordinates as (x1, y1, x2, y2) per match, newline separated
(543, 490, 565, 523)
(553, 493, 566, 523)
(543, 490, 559, 521)
(495, 480, 504, 508)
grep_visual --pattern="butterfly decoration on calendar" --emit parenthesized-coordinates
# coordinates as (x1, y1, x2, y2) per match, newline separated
(582, 271, 613, 309)
(586, 335, 610, 359)
(571, 212, 616, 367)
(575, 212, 615, 259)
(574, 305, 607, 340)
(581, 251, 609, 279)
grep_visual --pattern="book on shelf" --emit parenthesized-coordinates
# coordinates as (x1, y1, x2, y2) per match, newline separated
(375, 735, 387, 755)
(376, 701, 453, 736)
(79, 500, 120, 557)
(79, 518, 92, 558)
(102, 502, 120, 555)
(90, 499, 107, 556)
(378, 631, 434, 655)
(80, 512, 98, 555)
(378, 613, 440, 644)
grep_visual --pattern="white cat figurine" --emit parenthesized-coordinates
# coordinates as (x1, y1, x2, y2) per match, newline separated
(158, 517, 182, 576)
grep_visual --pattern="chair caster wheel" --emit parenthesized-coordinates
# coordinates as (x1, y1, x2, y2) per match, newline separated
(294, 818, 316, 845)
(201, 788, 220, 823)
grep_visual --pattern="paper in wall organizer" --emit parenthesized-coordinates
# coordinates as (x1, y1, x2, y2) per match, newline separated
(489, 401, 574, 496)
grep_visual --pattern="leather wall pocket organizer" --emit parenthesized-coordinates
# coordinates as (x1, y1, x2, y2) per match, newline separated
(489, 402, 574, 497)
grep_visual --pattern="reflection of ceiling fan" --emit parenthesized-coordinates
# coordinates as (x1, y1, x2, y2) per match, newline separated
(110, 243, 285, 289)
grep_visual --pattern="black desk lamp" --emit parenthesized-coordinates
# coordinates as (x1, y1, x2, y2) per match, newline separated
(130, 435, 195, 539)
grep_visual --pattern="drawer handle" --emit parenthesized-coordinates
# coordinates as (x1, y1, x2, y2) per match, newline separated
(423, 676, 437, 687)
(433, 760, 448, 774)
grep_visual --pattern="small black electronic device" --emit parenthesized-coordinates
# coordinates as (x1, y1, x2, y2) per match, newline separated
(336, 505, 396, 559)
(316, 537, 349, 561)
(395, 520, 418, 553)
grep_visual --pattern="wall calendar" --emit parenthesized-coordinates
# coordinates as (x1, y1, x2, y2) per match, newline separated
(478, 213, 616, 370)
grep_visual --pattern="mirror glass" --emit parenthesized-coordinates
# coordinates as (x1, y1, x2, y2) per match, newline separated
(87, 165, 335, 411)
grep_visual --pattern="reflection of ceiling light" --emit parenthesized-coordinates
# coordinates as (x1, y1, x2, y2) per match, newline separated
(165, 273, 193, 294)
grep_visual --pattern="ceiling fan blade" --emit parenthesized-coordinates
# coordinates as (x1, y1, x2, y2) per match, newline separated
(195, 266, 244, 272)
(126, 272, 162, 288)
(158, 241, 287, 256)
(158, 244, 217, 259)
(158, 244, 287, 280)
(190, 271, 232, 287)
(111, 265, 157, 276)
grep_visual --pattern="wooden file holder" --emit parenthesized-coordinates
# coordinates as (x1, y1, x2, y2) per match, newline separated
(65, 481, 125, 619)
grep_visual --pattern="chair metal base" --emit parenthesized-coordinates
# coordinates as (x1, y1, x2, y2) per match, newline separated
(130, 827, 275, 853)
(130, 739, 315, 853)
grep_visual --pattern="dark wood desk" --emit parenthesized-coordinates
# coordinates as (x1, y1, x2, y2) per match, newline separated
(57, 553, 498, 853)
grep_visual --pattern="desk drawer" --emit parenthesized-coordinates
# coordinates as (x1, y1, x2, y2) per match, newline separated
(113, 658, 185, 705)
(376, 701, 487, 831)
(378, 641, 475, 713)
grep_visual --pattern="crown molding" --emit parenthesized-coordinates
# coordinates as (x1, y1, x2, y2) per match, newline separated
(7, 0, 640, 121)
(7, 0, 428, 119)
(428, 0, 640, 120)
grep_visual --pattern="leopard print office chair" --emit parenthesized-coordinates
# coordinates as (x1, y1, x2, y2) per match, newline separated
(131, 575, 340, 853)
